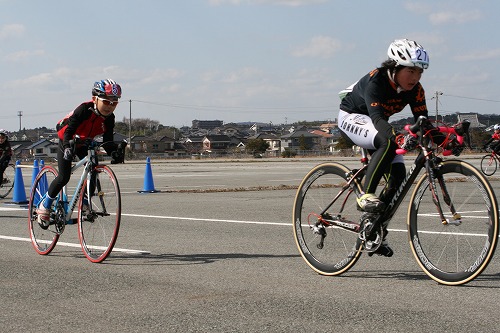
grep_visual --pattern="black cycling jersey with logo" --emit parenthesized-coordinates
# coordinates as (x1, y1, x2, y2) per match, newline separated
(340, 68, 428, 139)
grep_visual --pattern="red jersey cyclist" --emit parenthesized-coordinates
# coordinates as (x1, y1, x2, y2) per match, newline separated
(0, 129, 13, 184)
(36, 79, 125, 225)
(483, 124, 500, 154)
(338, 39, 430, 257)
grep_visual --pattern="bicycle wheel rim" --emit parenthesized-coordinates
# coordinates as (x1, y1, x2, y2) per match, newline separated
(293, 163, 362, 276)
(78, 165, 121, 263)
(480, 154, 497, 176)
(408, 160, 499, 285)
(0, 164, 15, 198)
(28, 166, 60, 255)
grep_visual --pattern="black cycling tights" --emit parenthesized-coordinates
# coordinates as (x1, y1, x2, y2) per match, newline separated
(47, 143, 90, 199)
(364, 133, 399, 195)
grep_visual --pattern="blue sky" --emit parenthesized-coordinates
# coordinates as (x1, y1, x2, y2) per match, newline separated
(1, 0, 499, 132)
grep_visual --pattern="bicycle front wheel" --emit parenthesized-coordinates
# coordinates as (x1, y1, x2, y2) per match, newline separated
(0, 163, 15, 198)
(480, 154, 497, 176)
(408, 160, 499, 285)
(78, 165, 121, 263)
(28, 166, 60, 255)
(293, 163, 363, 276)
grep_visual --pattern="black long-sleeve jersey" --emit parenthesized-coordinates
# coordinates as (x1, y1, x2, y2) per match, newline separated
(340, 68, 428, 139)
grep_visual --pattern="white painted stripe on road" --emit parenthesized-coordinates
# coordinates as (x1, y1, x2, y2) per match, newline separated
(123, 213, 288, 226)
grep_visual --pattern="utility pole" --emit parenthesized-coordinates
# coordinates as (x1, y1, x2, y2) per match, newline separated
(128, 100, 132, 150)
(431, 91, 443, 126)
(17, 111, 23, 132)
(434, 91, 443, 125)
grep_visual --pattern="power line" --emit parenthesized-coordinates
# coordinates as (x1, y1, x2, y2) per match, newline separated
(443, 94, 500, 103)
(131, 99, 334, 113)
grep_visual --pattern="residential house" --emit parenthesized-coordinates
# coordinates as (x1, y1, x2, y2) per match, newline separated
(457, 113, 485, 128)
(25, 139, 58, 160)
(183, 136, 205, 155)
(203, 134, 231, 155)
(319, 122, 337, 133)
(280, 127, 323, 153)
(309, 129, 335, 153)
(249, 132, 281, 156)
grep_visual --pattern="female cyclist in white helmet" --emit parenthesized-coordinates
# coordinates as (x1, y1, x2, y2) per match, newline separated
(337, 39, 430, 257)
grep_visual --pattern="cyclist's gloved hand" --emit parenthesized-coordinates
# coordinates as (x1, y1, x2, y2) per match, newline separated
(63, 148, 73, 161)
(399, 134, 418, 151)
(111, 150, 124, 164)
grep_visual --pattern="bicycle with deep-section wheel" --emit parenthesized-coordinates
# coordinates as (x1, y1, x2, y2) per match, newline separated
(28, 138, 123, 263)
(293, 116, 499, 285)
(0, 162, 15, 199)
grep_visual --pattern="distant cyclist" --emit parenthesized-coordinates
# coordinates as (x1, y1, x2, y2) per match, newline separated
(36, 79, 125, 225)
(337, 39, 431, 257)
(483, 124, 500, 154)
(0, 129, 12, 184)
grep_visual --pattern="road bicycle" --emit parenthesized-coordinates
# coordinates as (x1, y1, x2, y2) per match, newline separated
(28, 139, 122, 263)
(293, 116, 499, 285)
(480, 148, 500, 176)
(0, 163, 15, 199)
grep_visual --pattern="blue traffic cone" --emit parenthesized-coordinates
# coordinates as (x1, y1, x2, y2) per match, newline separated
(31, 160, 39, 188)
(31, 160, 40, 204)
(138, 157, 159, 193)
(39, 160, 48, 194)
(12, 160, 28, 204)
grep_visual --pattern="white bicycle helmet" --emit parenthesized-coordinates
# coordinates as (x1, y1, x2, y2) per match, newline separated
(388, 39, 429, 69)
(494, 124, 500, 130)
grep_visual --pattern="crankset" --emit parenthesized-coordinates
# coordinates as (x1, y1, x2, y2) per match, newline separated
(358, 212, 384, 253)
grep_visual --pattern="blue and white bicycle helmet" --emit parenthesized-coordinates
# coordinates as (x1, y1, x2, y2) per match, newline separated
(388, 39, 429, 70)
(92, 79, 122, 99)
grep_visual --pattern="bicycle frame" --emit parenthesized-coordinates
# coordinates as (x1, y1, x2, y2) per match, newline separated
(327, 117, 467, 231)
(54, 143, 99, 223)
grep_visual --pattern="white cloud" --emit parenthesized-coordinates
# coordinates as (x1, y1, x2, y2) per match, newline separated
(0, 23, 25, 39)
(454, 49, 500, 62)
(292, 36, 342, 59)
(404, 3, 482, 25)
(4, 49, 45, 62)
(429, 9, 482, 25)
(208, 0, 327, 6)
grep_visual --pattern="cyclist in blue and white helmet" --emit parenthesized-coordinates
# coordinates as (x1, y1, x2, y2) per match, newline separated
(36, 79, 124, 226)
(337, 39, 432, 257)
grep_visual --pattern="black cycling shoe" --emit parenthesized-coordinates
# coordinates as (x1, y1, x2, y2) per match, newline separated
(368, 243, 394, 257)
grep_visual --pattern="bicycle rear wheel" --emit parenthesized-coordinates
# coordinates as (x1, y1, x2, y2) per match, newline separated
(480, 154, 497, 176)
(408, 160, 499, 285)
(0, 164, 15, 198)
(293, 163, 363, 276)
(28, 166, 60, 255)
(78, 165, 121, 263)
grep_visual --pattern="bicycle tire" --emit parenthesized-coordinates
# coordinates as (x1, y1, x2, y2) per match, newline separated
(0, 164, 15, 198)
(78, 165, 121, 263)
(408, 160, 499, 285)
(293, 163, 363, 276)
(28, 166, 60, 255)
(480, 154, 497, 176)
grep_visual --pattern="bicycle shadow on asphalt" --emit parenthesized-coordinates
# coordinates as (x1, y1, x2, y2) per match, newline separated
(338, 269, 500, 288)
(60, 251, 300, 266)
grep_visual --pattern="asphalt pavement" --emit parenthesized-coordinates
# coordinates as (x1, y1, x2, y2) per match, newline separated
(1, 156, 499, 332)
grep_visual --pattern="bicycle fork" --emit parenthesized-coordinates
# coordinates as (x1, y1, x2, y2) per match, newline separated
(425, 158, 462, 226)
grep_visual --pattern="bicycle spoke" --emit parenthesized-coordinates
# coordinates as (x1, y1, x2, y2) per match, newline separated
(28, 166, 60, 255)
(293, 163, 363, 276)
(408, 160, 498, 285)
(78, 165, 121, 263)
